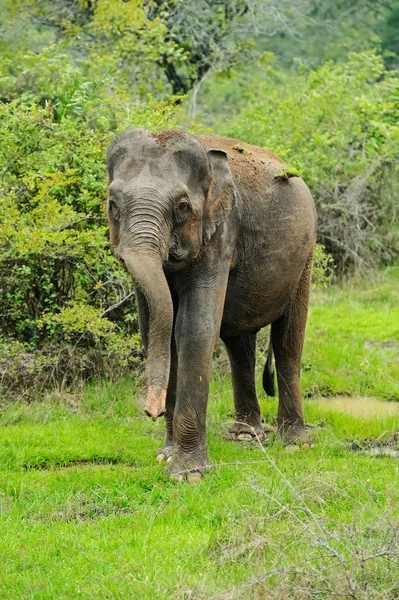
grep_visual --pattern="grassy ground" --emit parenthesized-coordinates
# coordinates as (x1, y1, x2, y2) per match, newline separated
(301, 266, 399, 401)
(0, 268, 398, 599)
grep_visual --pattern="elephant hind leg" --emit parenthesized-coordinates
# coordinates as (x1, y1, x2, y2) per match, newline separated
(271, 253, 313, 445)
(222, 333, 265, 441)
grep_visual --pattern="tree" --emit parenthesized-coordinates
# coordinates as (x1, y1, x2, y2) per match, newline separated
(223, 52, 399, 272)
(145, 0, 317, 95)
(0, 0, 182, 101)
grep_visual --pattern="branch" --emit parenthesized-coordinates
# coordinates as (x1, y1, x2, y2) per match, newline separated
(100, 291, 135, 318)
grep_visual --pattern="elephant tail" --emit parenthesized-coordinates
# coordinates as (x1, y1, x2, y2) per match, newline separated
(262, 340, 276, 397)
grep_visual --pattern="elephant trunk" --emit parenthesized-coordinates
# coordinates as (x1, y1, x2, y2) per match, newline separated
(122, 248, 173, 421)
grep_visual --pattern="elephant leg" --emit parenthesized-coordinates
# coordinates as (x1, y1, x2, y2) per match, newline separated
(156, 337, 177, 462)
(222, 333, 265, 441)
(167, 263, 230, 482)
(271, 254, 313, 445)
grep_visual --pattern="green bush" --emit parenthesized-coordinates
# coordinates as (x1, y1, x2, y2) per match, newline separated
(222, 52, 399, 272)
(0, 76, 180, 394)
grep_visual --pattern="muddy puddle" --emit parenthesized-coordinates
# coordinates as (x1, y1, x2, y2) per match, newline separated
(315, 396, 399, 418)
(313, 396, 399, 458)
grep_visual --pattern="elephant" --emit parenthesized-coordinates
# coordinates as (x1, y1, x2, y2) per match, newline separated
(106, 129, 316, 481)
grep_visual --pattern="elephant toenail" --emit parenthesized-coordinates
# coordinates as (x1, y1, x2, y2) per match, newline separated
(156, 453, 166, 462)
(170, 473, 185, 482)
(285, 444, 299, 452)
(238, 433, 253, 441)
(187, 470, 203, 483)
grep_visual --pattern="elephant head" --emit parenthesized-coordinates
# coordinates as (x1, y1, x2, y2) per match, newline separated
(106, 129, 234, 420)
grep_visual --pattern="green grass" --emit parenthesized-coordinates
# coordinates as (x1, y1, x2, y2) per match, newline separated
(0, 269, 398, 599)
(302, 266, 399, 400)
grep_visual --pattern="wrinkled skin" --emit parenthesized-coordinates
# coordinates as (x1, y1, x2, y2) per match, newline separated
(107, 129, 316, 481)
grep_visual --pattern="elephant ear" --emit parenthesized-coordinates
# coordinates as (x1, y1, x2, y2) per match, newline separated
(107, 180, 123, 253)
(203, 149, 235, 243)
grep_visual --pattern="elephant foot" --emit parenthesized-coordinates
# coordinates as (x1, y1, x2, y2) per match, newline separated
(278, 421, 312, 448)
(166, 450, 211, 483)
(225, 420, 266, 442)
(156, 442, 173, 462)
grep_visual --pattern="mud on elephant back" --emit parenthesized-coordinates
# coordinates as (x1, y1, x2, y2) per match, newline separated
(106, 128, 317, 482)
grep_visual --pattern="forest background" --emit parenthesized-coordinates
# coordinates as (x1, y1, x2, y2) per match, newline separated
(1, 0, 398, 394)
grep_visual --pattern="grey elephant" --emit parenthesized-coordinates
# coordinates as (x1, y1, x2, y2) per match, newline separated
(107, 129, 316, 481)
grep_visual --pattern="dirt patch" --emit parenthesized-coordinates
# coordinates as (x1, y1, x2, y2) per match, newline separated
(0, 492, 12, 515)
(316, 396, 399, 417)
(46, 506, 135, 522)
(36, 497, 137, 522)
(259, 421, 326, 432)
(364, 339, 398, 349)
(349, 433, 399, 458)
(305, 422, 326, 430)
(22, 457, 137, 471)
(150, 129, 184, 147)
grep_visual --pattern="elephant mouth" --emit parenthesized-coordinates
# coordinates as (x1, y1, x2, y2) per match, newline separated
(165, 247, 191, 270)
(164, 257, 187, 272)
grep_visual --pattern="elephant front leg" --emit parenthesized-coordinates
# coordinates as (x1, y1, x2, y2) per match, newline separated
(167, 351, 213, 482)
(167, 269, 229, 482)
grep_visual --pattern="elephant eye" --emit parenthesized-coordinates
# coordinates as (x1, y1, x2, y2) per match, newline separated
(175, 198, 191, 223)
(109, 199, 120, 221)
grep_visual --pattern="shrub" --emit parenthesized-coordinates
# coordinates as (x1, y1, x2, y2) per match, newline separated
(0, 83, 180, 395)
(224, 52, 399, 272)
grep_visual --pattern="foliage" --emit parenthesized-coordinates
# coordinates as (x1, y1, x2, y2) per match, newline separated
(311, 243, 334, 288)
(146, 0, 315, 95)
(378, 0, 399, 69)
(0, 78, 180, 392)
(0, 0, 181, 99)
(273, 166, 302, 180)
(257, 0, 395, 69)
(8, 0, 392, 101)
(221, 52, 399, 272)
(146, 0, 398, 95)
